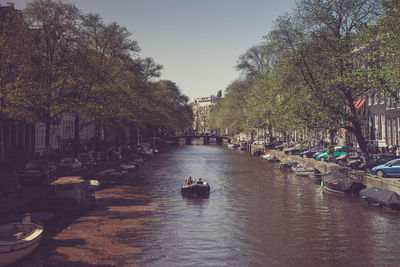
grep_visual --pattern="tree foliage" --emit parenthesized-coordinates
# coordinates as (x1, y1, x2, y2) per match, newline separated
(211, 0, 391, 160)
(0, 0, 192, 150)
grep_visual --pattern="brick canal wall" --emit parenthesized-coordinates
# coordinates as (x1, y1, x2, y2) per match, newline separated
(256, 146, 400, 195)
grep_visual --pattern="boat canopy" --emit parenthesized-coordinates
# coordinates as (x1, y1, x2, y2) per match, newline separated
(360, 187, 400, 209)
(321, 172, 355, 192)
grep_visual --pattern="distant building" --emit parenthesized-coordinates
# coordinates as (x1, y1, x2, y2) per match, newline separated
(192, 95, 222, 133)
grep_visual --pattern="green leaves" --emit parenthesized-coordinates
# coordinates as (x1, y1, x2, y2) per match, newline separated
(0, 0, 191, 145)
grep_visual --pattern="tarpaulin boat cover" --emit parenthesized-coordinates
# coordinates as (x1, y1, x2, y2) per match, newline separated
(360, 187, 400, 209)
(321, 172, 356, 191)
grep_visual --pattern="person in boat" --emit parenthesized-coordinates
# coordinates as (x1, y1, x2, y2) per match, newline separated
(197, 177, 202, 184)
(186, 176, 193, 185)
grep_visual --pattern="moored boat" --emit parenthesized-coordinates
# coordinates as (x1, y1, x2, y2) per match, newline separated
(279, 162, 298, 171)
(292, 165, 315, 176)
(50, 176, 96, 211)
(321, 172, 365, 194)
(96, 169, 123, 184)
(261, 153, 280, 162)
(360, 187, 400, 210)
(0, 222, 44, 266)
(228, 143, 240, 149)
(181, 180, 210, 196)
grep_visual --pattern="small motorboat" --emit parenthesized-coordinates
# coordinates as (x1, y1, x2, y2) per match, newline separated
(321, 172, 365, 194)
(360, 187, 400, 210)
(51, 177, 96, 211)
(119, 161, 136, 172)
(181, 180, 210, 196)
(228, 143, 240, 149)
(88, 179, 101, 191)
(0, 221, 44, 266)
(261, 153, 280, 162)
(279, 162, 298, 171)
(96, 169, 123, 185)
(292, 165, 315, 176)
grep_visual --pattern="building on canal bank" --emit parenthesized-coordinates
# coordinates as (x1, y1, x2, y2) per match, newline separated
(192, 95, 222, 134)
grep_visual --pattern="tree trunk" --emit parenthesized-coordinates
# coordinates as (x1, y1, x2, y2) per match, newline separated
(329, 130, 335, 146)
(349, 120, 370, 162)
(73, 113, 80, 156)
(0, 119, 4, 159)
(137, 127, 140, 146)
(344, 92, 370, 162)
(94, 122, 100, 154)
(45, 112, 51, 146)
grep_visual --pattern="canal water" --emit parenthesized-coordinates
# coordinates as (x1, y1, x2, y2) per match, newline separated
(123, 144, 400, 266)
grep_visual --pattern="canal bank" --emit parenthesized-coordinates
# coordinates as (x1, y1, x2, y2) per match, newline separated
(263, 148, 400, 194)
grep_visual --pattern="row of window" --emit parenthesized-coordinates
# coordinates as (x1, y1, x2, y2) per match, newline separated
(368, 92, 400, 108)
(369, 115, 400, 145)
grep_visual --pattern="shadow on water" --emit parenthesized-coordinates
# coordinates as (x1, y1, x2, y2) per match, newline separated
(9, 167, 156, 267)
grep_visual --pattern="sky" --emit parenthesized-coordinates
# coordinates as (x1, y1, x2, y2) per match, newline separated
(7, 0, 296, 102)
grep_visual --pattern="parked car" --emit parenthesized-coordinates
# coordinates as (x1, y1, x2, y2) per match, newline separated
(333, 149, 361, 167)
(317, 146, 349, 161)
(253, 140, 266, 145)
(77, 153, 96, 169)
(360, 156, 400, 173)
(313, 148, 328, 159)
(57, 157, 83, 175)
(371, 158, 400, 177)
(300, 147, 322, 158)
(265, 140, 283, 149)
(284, 146, 309, 155)
(276, 142, 294, 151)
(18, 160, 57, 184)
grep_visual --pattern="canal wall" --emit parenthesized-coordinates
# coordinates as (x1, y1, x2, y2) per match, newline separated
(256, 146, 400, 195)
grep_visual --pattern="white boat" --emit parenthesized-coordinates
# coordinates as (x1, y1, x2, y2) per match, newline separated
(227, 143, 240, 149)
(0, 222, 44, 266)
(88, 179, 101, 191)
(261, 153, 280, 162)
(119, 161, 136, 172)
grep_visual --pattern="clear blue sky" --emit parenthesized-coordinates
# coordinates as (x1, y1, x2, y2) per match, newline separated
(8, 0, 296, 101)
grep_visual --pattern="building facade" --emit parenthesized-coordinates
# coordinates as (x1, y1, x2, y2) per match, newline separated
(192, 95, 222, 133)
(35, 113, 96, 154)
(365, 93, 400, 152)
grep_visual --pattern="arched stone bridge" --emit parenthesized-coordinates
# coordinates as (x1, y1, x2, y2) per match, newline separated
(167, 135, 231, 145)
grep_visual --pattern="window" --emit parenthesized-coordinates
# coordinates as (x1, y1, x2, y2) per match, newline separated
(374, 115, 379, 140)
(392, 160, 400, 167)
(381, 115, 385, 141)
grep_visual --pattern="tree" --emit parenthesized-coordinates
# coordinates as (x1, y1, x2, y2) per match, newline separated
(69, 13, 140, 153)
(266, 0, 382, 160)
(0, 5, 34, 121)
(209, 79, 252, 134)
(24, 0, 82, 146)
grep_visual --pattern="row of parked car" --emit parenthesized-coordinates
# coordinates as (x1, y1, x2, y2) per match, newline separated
(264, 141, 400, 178)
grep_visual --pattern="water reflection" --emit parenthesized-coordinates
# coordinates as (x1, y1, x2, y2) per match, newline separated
(123, 145, 400, 266)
